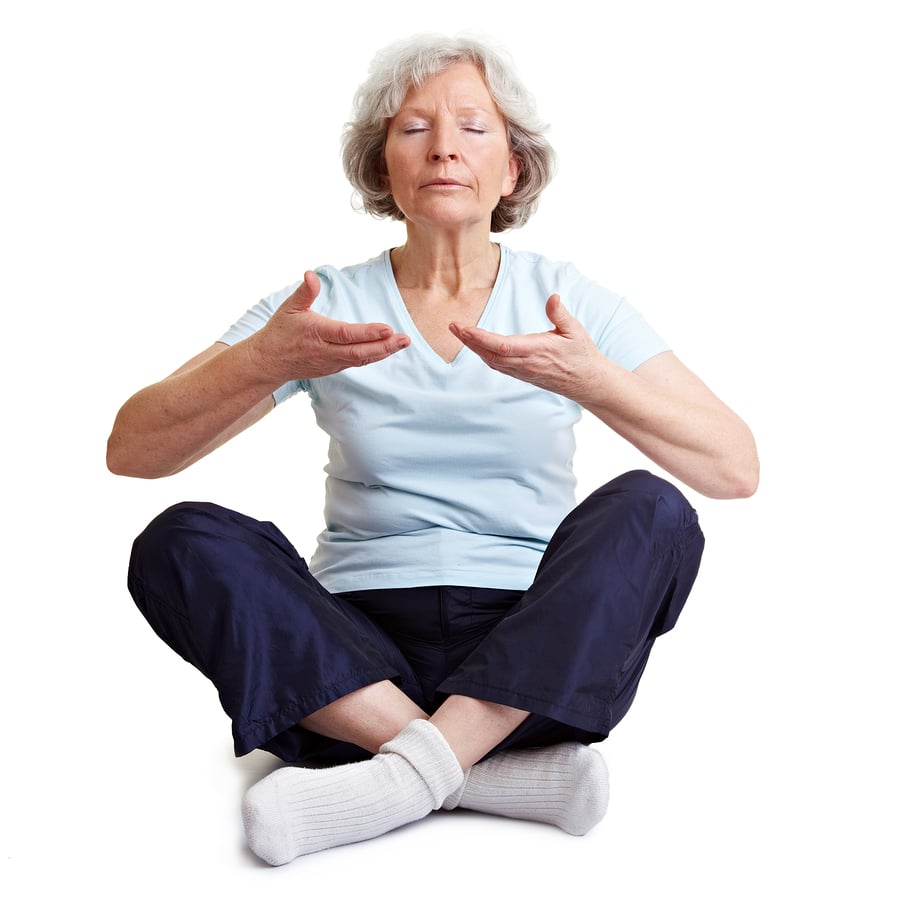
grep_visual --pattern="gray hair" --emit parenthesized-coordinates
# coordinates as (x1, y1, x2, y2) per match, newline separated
(341, 33, 556, 232)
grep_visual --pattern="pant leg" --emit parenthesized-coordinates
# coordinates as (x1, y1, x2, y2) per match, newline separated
(439, 470, 705, 744)
(127, 501, 424, 762)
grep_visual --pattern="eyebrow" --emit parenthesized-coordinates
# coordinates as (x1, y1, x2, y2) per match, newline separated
(395, 105, 496, 118)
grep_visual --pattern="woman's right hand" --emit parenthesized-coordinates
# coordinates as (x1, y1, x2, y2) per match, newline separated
(248, 270, 410, 382)
(106, 270, 409, 479)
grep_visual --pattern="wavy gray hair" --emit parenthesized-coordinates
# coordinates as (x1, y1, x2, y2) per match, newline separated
(341, 33, 556, 232)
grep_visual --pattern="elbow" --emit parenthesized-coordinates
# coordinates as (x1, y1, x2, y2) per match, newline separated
(106, 445, 144, 479)
(700, 467, 758, 501)
(106, 435, 169, 479)
(106, 414, 145, 478)
(735, 434, 761, 498)
(107, 458, 172, 480)
(715, 424, 760, 500)
(105, 435, 129, 476)
(730, 464, 759, 499)
(715, 449, 760, 500)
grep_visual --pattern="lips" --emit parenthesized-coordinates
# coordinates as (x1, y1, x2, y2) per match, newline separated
(422, 179, 466, 188)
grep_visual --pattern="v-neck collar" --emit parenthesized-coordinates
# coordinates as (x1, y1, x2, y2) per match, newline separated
(380, 244, 509, 368)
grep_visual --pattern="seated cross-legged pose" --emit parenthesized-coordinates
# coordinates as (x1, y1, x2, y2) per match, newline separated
(107, 33, 759, 866)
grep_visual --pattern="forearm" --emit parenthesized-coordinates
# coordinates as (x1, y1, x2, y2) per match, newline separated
(579, 357, 759, 500)
(106, 340, 279, 479)
(107, 271, 413, 479)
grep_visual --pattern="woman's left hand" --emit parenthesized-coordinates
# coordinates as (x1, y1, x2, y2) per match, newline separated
(451, 294, 759, 499)
(449, 294, 602, 403)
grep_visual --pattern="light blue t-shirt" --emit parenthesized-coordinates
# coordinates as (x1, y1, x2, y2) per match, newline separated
(220, 245, 668, 593)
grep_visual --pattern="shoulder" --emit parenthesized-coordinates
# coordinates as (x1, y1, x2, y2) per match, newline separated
(310, 250, 395, 317)
(315, 250, 391, 289)
(499, 245, 623, 309)
(500, 245, 575, 279)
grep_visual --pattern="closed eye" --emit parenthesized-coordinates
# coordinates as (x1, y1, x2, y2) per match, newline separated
(460, 119, 488, 134)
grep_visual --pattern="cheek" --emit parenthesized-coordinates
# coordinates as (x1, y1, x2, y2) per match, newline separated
(383, 152, 412, 194)
(382, 141, 400, 186)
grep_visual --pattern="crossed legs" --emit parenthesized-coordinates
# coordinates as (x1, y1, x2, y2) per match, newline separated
(299, 681, 527, 768)
(128, 471, 702, 865)
(242, 680, 609, 864)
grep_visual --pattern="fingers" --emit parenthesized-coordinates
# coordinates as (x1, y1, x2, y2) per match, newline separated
(289, 270, 410, 352)
(449, 295, 600, 400)
(319, 318, 397, 346)
(288, 270, 401, 346)
(337, 332, 411, 367)
(451, 294, 583, 360)
(259, 269, 413, 379)
(450, 322, 521, 360)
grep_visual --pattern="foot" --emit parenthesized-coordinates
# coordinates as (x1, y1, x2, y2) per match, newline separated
(443, 742, 609, 835)
(242, 719, 463, 864)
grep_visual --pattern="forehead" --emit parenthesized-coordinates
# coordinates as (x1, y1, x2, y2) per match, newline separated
(397, 62, 499, 113)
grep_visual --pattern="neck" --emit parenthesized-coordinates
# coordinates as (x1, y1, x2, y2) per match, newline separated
(391, 224, 500, 294)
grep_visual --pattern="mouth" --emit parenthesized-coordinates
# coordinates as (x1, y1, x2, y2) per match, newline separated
(422, 179, 467, 188)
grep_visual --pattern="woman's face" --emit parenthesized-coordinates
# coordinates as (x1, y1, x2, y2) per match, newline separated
(383, 62, 520, 232)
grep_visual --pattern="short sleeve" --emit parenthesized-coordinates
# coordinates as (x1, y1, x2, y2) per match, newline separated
(561, 263, 669, 371)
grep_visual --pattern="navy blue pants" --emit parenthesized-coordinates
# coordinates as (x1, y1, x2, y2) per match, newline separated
(127, 470, 704, 765)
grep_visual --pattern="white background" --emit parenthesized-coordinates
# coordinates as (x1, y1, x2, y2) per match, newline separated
(2, 1, 897, 896)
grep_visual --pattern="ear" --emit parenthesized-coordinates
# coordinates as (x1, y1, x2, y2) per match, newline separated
(501, 153, 521, 197)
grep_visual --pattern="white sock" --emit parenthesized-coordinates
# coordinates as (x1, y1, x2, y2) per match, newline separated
(242, 719, 463, 865)
(442, 742, 609, 836)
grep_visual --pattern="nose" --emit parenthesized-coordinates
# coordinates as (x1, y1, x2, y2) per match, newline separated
(429, 121, 459, 161)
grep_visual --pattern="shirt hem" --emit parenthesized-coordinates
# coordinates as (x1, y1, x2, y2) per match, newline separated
(315, 569, 536, 594)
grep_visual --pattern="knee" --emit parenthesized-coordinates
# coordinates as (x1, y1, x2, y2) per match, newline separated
(602, 469, 676, 497)
(129, 501, 228, 581)
(587, 470, 700, 534)
(133, 500, 227, 550)
(626, 469, 694, 515)
(145, 500, 226, 532)
(591, 469, 675, 500)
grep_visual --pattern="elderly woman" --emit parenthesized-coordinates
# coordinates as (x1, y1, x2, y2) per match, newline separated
(108, 33, 758, 865)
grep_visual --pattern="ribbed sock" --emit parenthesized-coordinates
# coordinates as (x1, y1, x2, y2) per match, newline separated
(442, 742, 609, 835)
(242, 719, 463, 865)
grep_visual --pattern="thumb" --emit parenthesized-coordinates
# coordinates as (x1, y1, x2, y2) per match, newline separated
(546, 294, 575, 333)
(289, 270, 321, 311)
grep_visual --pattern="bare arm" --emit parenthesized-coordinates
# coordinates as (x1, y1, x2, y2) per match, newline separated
(107, 271, 410, 478)
(451, 294, 759, 499)
(580, 350, 759, 499)
(106, 340, 278, 478)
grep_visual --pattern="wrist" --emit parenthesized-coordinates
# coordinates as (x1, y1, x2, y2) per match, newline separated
(564, 349, 613, 408)
(242, 330, 292, 389)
